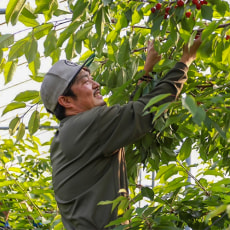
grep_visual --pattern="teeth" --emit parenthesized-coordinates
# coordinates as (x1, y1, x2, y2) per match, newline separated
(94, 91, 100, 97)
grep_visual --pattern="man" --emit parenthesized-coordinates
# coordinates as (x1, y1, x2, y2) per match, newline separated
(40, 37, 202, 230)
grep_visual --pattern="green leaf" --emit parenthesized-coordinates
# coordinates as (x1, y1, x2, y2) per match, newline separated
(9, 117, 20, 135)
(141, 187, 154, 201)
(75, 24, 93, 42)
(4, 60, 18, 84)
(57, 21, 81, 47)
(72, 0, 88, 20)
(192, 107, 206, 126)
(16, 123, 25, 142)
(5, 0, 26, 25)
(152, 102, 171, 123)
(28, 111, 40, 135)
(0, 34, 14, 49)
(2, 102, 26, 116)
(211, 119, 226, 139)
(95, 7, 104, 38)
(8, 38, 29, 61)
(25, 38, 38, 63)
(117, 38, 130, 66)
(205, 205, 227, 223)
(35, 0, 50, 13)
(14, 90, 39, 102)
(65, 35, 74, 60)
(216, 0, 229, 16)
(0, 181, 15, 187)
(178, 138, 192, 161)
(131, 9, 142, 26)
(106, 30, 118, 43)
(151, 15, 164, 37)
(201, 5, 213, 21)
(199, 39, 213, 58)
(28, 53, 41, 76)
(144, 94, 171, 110)
(33, 23, 53, 40)
(8, 167, 22, 173)
(155, 164, 175, 180)
(19, 6, 39, 27)
(115, 13, 128, 32)
(182, 94, 197, 117)
(201, 21, 220, 41)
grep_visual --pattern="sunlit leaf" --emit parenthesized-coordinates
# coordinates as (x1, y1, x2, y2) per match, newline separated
(16, 122, 25, 142)
(0, 34, 14, 49)
(14, 90, 39, 102)
(117, 38, 130, 66)
(72, 0, 88, 20)
(141, 187, 154, 201)
(2, 102, 26, 115)
(178, 138, 192, 161)
(25, 38, 38, 63)
(182, 94, 197, 117)
(28, 110, 40, 135)
(5, 0, 26, 25)
(3, 60, 18, 84)
(9, 116, 20, 135)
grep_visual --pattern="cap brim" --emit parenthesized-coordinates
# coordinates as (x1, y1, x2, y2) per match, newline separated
(71, 53, 96, 83)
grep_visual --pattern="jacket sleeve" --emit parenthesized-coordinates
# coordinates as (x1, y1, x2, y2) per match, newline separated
(99, 62, 188, 155)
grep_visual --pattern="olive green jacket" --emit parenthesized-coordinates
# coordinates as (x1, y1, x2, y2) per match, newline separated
(50, 62, 188, 229)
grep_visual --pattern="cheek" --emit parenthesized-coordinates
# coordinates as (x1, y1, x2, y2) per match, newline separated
(77, 87, 93, 98)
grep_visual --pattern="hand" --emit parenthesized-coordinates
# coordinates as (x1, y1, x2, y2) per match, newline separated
(144, 41, 162, 76)
(180, 35, 202, 67)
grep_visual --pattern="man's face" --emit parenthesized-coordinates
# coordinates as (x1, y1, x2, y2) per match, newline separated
(69, 68, 106, 112)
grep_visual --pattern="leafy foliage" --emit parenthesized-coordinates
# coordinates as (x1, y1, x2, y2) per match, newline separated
(0, 0, 230, 229)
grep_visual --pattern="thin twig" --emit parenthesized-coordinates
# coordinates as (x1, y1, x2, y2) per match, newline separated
(176, 160, 210, 196)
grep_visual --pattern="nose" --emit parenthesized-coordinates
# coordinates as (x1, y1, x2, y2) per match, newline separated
(92, 79, 100, 88)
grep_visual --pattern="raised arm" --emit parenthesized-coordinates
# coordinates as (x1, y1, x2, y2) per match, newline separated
(144, 41, 162, 76)
(180, 35, 202, 67)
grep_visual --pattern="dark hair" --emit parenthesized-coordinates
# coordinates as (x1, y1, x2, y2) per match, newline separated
(54, 80, 77, 120)
(54, 67, 91, 120)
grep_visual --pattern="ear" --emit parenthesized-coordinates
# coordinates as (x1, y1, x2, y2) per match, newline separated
(58, 96, 73, 109)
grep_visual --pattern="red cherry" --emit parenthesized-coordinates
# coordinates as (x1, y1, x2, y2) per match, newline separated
(164, 13, 169, 19)
(185, 11, 192, 18)
(192, 0, 198, 4)
(156, 3, 162, 10)
(177, 0, 184, 7)
(200, 0, 204, 4)
(196, 3, 201, 9)
(203, 0, 208, 4)
(226, 35, 230, 40)
(151, 7, 156, 13)
(165, 6, 171, 13)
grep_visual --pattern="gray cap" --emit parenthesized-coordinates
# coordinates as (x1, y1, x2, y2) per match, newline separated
(40, 55, 95, 114)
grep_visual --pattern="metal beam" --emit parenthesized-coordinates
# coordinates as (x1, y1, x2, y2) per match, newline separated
(0, 126, 58, 130)
(0, 9, 6, 14)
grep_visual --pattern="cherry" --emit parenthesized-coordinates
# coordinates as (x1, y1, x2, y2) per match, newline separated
(156, 3, 162, 10)
(192, 0, 199, 4)
(226, 35, 230, 40)
(151, 7, 156, 13)
(164, 13, 169, 19)
(185, 11, 192, 18)
(177, 0, 184, 7)
(165, 6, 171, 13)
(196, 3, 201, 9)
(201, 0, 208, 4)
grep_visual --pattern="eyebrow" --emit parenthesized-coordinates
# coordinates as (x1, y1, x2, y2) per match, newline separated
(76, 73, 90, 83)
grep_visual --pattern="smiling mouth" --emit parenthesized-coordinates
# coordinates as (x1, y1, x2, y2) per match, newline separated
(94, 89, 101, 97)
